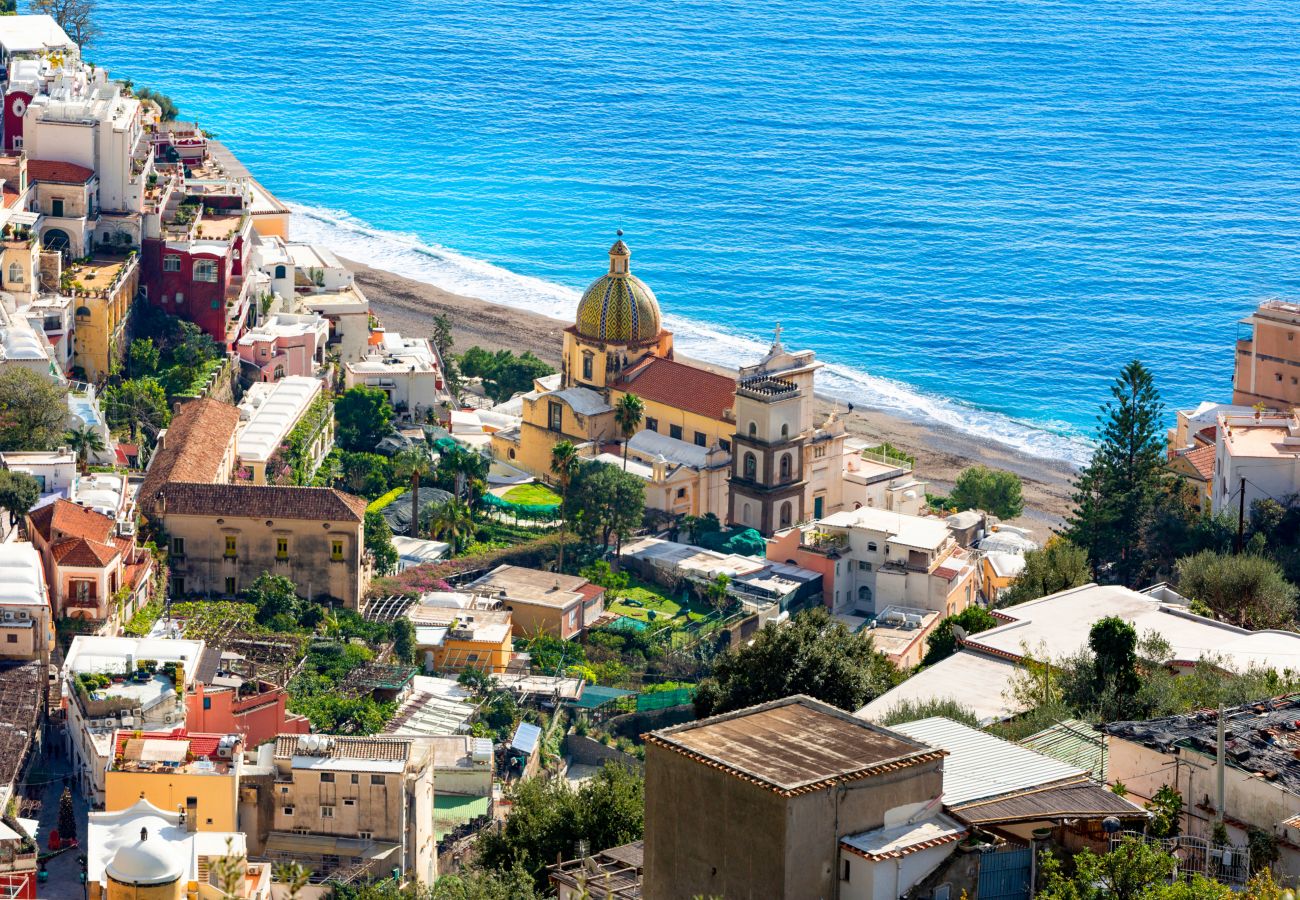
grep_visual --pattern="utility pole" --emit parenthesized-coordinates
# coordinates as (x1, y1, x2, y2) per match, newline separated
(1234, 478, 1246, 554)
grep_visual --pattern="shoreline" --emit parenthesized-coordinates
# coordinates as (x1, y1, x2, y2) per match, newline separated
(342, 258, 1078, 531)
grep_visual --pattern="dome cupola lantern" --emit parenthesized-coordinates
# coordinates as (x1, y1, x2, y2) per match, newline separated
(574, 230, 662, 344)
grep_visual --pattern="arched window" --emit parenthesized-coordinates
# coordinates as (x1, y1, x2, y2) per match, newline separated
(6, 262, 21, 284)
(867, 541, 878, 552)
(779, 501, 793, 529)
(748, 422, 757, 438)
(742, 502, 752, 523)
(853, 502, 862, 510)
(858, 586, 872, 603)
(780, 453, 792, 480)
(582, 351, 594, 381)
(275, 265, 287, 279)
(781, 423, 789, 439)
(273, 365, 285, 380)
(743, 452, 757, 480)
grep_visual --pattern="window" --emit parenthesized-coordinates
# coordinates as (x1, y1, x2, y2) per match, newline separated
(224, 536, 237, 557)
(781, 423, 789, 439)
(203, 697, 211, 709)
(867, 542, 878, 552)
(350, 774, 359, 784)
(51, 198, 64, 217)
(172, 537, 185, 556)
(676, 488, 686, 499)
(75, 580, 91, 603)
(6, 262, 21, 284)
(582, 351, 594, 381)
(224, 576, 236, 595)
(858, 560, 872, 571)
(211, 299, 220, 309)
(669, 424, 683, 440)
(719, 438, 731, 452)
(163, 255, 181, 272)
(274, 365, 285, 379)
(843, 859, 851, 882)
(174, 576, 185, 596)
(276, 538, 288, 560)
(1277, 373, 1284, 382)
(5, 634, 15, 644)
(175, 292, 184, 304)
(260, 347, 269, 357)
(743, 452, 757, 480)
(371, 775, 385, 786)
(780, 453, 792, 480)
(343, 798, 355, 806)
(858, 585, 872, 603)
(358, 831, 373, 841)
(814, 445, 827, 459)
(645, 417, 658, 432)
(466, 653, 479, 663)
(748, 422, 757, 438)
(331, 539, 344, 561)
(275, 265, 287, 279)
(320, 773, 334, 783)
(283, 806, 294, 816)
(320, 805, 334, 818)
(548, 401, 563, 432)
(779, 501, 793, 529)
(281, 787, 289, 794)
(694, 431, 706, 447)
(194, 259, 219, 282)
(568, 609, 578, 630)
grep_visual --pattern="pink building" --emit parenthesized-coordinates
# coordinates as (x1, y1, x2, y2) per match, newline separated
(236, 312, 328, 381)
(187, 678, 309, 747)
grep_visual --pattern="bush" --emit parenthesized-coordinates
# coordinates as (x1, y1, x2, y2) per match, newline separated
(950, 465, 1024, 519)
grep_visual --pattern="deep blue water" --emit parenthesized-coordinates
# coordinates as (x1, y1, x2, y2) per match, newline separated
(81, 0, 1300, 465)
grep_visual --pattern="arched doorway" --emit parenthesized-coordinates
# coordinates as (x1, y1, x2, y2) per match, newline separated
(42, 228, 71, 254)
(779, 501, 793, 529)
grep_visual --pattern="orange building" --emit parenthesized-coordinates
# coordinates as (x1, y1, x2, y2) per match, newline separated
(187, 678, 308, 748)
(408, 604, 513, 674)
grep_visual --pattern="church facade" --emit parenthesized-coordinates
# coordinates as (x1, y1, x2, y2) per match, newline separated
(490, 237, 846, 534)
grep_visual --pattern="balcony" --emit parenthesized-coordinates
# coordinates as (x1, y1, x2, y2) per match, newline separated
(737, 374, 801, 402)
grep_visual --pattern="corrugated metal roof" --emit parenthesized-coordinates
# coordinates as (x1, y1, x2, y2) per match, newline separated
(950, 782, 1144, 825)
(511, 722, 542, 755)
(1019, 720, 1107, 782)
(891, 717, 1084, 806)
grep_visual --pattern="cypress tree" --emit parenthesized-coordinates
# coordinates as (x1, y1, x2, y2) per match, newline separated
(1065, 360, 1166, 586)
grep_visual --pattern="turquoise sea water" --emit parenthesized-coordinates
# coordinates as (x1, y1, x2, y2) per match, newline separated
(85, 0, 1300, 465)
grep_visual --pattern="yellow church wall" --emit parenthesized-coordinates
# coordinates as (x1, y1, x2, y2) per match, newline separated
(612, 390, 732, 451)
(104, 768, 239, 833)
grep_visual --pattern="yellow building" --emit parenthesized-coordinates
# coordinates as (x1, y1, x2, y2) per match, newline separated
(103, 732, 242, 833)
(408, 603, 513, 674)
(69, 252, 140, 382)
(492, 237, 738, 519)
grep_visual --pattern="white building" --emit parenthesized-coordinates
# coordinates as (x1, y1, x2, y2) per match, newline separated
(1, 449, 76, 498)
(62, 634, 205, 805)
(859, 582, 1300, 726)
(0, 542, 52, 664)
(1211, 410, 1300, 516)
(841, 442, 928, 516)
(345, 332, 450, 422)
(235, 375, 331, 484)
(0, 309, 62, 383)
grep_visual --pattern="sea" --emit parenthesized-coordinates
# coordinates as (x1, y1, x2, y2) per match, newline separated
(85, 0, 1300, 467)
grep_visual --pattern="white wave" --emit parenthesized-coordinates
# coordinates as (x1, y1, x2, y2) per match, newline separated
(289, 202, 1094, 468)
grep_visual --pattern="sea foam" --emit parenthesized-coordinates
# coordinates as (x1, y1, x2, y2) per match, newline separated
(290, 202, 1093, 468)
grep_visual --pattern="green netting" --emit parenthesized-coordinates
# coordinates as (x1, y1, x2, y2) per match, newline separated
(722, 528, 766, 556)
(569, 684, 635, 710)
(482, 491, 561, 519)
(636, 687, 694, 711)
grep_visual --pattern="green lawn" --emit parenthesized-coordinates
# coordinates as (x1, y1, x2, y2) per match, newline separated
(503, 482, 561, 506)
(607, 577, 712, 623)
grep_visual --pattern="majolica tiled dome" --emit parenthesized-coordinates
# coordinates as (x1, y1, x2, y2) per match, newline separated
(575, 236, 662, 343)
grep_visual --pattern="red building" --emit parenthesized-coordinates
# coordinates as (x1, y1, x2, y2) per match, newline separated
(187, 648, 309, 748)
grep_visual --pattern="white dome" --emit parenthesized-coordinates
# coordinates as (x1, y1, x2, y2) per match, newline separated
(106, 829, 183, 886)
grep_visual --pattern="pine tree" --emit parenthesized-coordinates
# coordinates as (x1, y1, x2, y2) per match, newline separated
(57, 787, 77, 843)
(1064, 360, 1165, 586)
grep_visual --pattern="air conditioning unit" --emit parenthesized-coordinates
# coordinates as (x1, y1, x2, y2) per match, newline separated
(2, 611, 12, 621)
(119, 716, 134, 727)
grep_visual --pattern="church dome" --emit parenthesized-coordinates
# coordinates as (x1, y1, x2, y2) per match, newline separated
(574, 235, 662, 344)
(106, 827, 183, 886)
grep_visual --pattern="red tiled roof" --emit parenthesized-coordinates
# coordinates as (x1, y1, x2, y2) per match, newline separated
(576, 583, 605, 603)
(29, 499, 115, 544)
(113, 730, 231, 759)
(138, 399, 241, 516)
(612, 356, 736, 422)
(1183, 444, 1216, 481)
(51, 536, 120, 568)
(27, 158, 95, 185)
(158, 482, 368, 523)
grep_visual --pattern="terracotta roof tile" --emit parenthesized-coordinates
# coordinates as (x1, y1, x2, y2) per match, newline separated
(1183, 444, 1216, 481)
(273, 734, 410, 761)
(113, 730, 232, 760)
(139, 399, 241, 516)
(29, 499, 115, 544)
(27, 159, 95, 184)
(51, 537, 120, 568)
(158, 482, 367, 523)
(612, 356, 735, 422)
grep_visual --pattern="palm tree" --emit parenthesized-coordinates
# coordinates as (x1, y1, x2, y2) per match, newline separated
(550, 441, 578, 572)
(65, 426, 105, 472)
(428, 499, 474, 555)
(613, 393, 645, 470)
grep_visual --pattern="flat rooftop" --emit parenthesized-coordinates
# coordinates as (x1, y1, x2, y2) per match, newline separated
(469, 565, 591, 609)
(817, 506, 951, 551)
(646, 695, 940, 795)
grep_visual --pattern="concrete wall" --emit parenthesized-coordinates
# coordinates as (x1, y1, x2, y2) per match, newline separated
(563, 733, 644, 773)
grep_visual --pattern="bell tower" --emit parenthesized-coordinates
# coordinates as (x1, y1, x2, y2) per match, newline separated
(728, 325, 808, 535)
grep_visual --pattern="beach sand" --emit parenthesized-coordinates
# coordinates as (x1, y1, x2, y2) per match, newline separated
(345, 259, 1077, 531)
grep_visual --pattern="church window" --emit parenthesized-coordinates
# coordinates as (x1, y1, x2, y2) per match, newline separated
(676, 488, 686, 499)
(780, 453, 792, 481)
(781, 423, 789, 439)
(548, 401, 563, 432)
(582, 351, 594, 381)
(742, 502, 752, 522)
(669, 424, 683, 441)
(645, 417, 658, 432)
(743, 452, 757, 480)
(814, 445, 827, 459)
(779, 501, 793, 529)
(748, 422, 757, 438)
(694, 431, 706, 447)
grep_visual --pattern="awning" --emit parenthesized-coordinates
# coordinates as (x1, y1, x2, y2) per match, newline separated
(949, 780, 1147, 826)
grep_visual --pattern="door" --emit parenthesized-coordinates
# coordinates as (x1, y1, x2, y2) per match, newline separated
(814, 495, 824, 519)
(977, 846, 1032, 900)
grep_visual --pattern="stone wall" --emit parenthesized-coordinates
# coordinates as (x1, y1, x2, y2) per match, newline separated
(564, 733, 643, 772)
